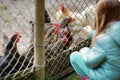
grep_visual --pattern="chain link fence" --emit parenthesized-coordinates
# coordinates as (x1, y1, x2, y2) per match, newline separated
(0, 0, 97, 80)
(0, 0, 35, 79)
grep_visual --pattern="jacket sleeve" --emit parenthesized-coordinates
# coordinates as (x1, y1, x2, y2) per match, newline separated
(88, 30, 95, 40)
(80, 42, 106, 69)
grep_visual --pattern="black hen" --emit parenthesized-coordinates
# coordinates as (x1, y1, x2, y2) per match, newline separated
(45, 10, 51, 23)
(29, 9, 51, 26)
(0, 32, 33, 77)
(58, 17, 73, 50)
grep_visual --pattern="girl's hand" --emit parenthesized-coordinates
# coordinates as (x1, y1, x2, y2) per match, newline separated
(83, 26, 92, 34)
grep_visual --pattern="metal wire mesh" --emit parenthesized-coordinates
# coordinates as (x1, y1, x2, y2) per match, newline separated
(0, 0, 97, 80)
(45, 0, 97, 79)
(0, 0, 35, 79)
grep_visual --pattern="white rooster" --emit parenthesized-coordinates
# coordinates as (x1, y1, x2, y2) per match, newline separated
(55, 2, 96, 28)
(55, 2, 73, 23)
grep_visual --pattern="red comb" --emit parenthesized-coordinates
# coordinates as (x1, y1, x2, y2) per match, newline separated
(62, 35, 68, 45)
(60, 2, 65, 13)
(61, 2, 64, 7)
(53, 23, 60, 28)
(15, 32, 19, 35)
(68, 17, 73, 23)
(14, 32, 20, 43)
(53, 23, 60, 35)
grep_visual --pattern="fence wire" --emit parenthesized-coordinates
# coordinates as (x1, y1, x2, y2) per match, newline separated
(0, 0, 97, 80)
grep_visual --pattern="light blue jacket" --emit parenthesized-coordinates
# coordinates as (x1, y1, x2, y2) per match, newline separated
(81, 21, 120, 80)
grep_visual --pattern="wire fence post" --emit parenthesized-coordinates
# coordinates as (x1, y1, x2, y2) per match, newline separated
(34, 0, 45, 80)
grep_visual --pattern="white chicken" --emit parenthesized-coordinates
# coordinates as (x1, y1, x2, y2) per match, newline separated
(55, 2, 96, 28)
(55, 2, 74, 23)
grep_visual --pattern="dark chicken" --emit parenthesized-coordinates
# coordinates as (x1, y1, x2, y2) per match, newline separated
(29, 9, 51, 26)
(0, 32, 33, 77)
(44, 23, 60, 39)
(45, 17, 73, 59)
(60, 16, 73, 28)
(45, 10, 51, 23)
(44, 23, 60, 49)
(45, 34, 68, 59)
(58, 17, 73, 50)
(45, 17, 73, 50)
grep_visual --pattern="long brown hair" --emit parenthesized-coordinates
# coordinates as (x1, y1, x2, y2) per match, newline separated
(91, 0, 120, 46)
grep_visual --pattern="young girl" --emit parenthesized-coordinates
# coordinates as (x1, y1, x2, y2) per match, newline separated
(70, 0, 120, 80)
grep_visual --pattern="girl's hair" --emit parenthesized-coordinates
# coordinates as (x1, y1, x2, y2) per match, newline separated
(91, 0, 120, 46)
